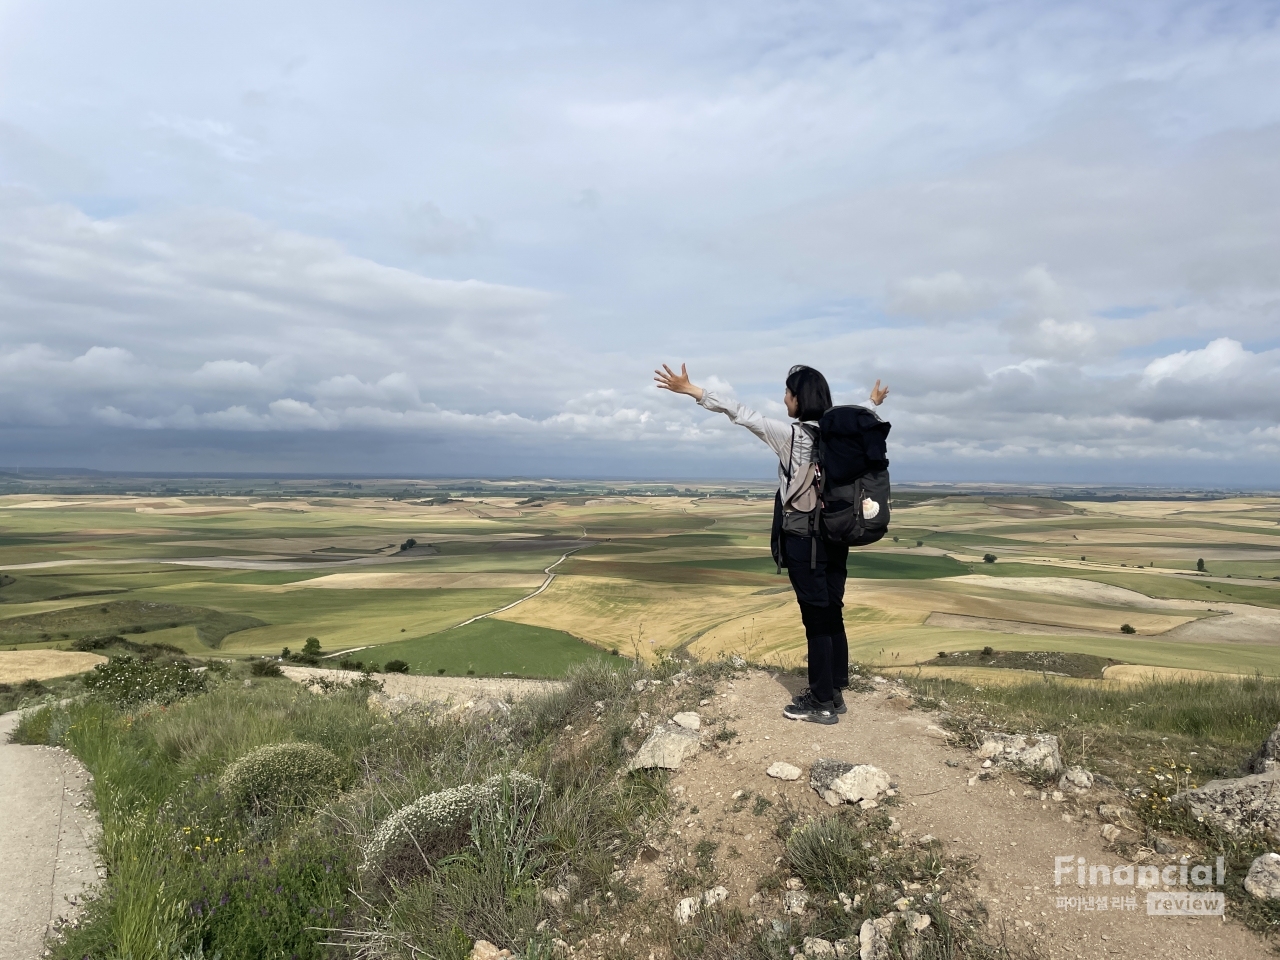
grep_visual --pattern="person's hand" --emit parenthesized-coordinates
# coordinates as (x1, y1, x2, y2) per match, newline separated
(654, 363, 704, 401)
(869, 379, 889, 406)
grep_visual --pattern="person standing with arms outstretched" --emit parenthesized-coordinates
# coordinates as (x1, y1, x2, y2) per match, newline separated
(654, 363, 889, 725)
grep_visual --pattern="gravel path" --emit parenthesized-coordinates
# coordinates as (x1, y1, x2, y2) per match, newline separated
(280, 665, 566, 701)
(0, 710, 100, 960)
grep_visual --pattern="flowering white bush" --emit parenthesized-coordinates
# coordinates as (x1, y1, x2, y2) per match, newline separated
(219, 742, 344, 812)
(360, 772, 543, 878)
(82, 655, 206, 706)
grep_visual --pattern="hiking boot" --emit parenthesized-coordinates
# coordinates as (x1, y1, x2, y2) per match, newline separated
(783, 693, 839, 725)
(792, 687, 847, 714)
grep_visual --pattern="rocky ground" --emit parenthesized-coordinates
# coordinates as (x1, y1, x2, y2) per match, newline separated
(604, 669, 1273, 960)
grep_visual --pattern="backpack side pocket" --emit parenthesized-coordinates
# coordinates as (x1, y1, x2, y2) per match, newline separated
(855, 470, 891, 532)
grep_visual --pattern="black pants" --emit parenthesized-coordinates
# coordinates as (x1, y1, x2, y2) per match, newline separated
(784, 536, 849, 705)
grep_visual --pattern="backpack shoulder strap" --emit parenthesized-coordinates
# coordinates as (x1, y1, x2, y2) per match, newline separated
(782, 422, 805, 483)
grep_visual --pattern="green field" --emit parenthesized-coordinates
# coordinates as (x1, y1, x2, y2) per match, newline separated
(0, 599, 263, 647)
(359, 619, 609, 678)
(2, 486, 1278, 680)
(671, 552, 969, 579)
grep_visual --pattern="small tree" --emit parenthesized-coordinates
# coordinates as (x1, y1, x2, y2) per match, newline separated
(983, 553, 997, 564)
(400, 538, 417, 552)
(1196, 558, 1206, 572)
(303, 636, 322, 657)
(982, 646, 994, 656)
(1120, 623, 1136, 634)
(916, 540, 924, 548)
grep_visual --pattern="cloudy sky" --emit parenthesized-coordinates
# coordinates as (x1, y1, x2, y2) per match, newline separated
(2, 1, 1278, 483)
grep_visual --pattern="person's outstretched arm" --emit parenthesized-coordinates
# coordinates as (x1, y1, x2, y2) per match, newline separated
(654, 363, 793, 460)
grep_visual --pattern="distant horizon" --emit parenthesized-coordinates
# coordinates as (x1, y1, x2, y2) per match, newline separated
(2, 466, 1277, 498)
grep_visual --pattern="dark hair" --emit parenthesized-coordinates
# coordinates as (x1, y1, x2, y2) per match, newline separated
(785, 365, 832, 421)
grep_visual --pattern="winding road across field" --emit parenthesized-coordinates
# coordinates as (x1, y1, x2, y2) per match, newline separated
(450, 543, 590, 630)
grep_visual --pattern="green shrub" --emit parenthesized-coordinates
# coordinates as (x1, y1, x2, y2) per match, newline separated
(11, 703, 55, 743)
(360, 772, 543, 881)
(982, 553, 997, 563)
(1120, 623, 1136, 634)
(70, 635, 185, 657)
(381, 783, 549, 956)
(82, 655, 206, 706)
(191, 833, 353, 960)
(383, 659, 410, 674)
(249, 658, 283, 677)
(218, 742, 345, 813)
(0, 678, 49, 714)
(786, 813, 872, 893)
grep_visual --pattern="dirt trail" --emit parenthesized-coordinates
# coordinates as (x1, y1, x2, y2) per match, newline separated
(652, 671, 1268, 959)
(451, 543, 590, 629)
(0, 710, 101, 960)
(280, 665, 565, 701)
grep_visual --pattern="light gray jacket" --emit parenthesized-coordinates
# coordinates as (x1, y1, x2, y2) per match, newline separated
(698, 389, 885, 510)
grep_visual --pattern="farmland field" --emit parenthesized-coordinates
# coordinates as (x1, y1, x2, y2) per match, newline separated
(1, 482, 1278, 682)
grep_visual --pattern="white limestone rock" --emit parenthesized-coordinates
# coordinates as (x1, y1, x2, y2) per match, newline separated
(975, 732, 1064, 777)
(672, 711, 701, 731)
(858, 914, 897, 960)
(802, 937, 835, 958)
(626, 724, 701, 771)
(674, 896, 700, 924)
(1059, 765, 1094, 793)
(1172, 769, 1280, 836)
(1245, 853, 1280, 899)
(783, 890, 809, 914)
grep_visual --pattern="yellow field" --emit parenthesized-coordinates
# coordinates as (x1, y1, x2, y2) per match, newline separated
(293, 572, 546, 590)
(0, 650, 106, 682)
(888, 663, 1257, 688)
(2, 487, 1278, 682)
(495, 575, 782, 657)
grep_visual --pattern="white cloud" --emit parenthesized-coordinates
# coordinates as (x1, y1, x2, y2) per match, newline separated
(1142, 337, 1250, 383)
(2, 2, 1280, 480)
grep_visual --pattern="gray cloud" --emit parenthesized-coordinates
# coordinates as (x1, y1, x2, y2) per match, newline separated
(1, 1, 1278, 482)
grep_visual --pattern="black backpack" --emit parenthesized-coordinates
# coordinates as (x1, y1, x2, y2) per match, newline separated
(772, 405, 892, 570)
(813, 404, 892, 544)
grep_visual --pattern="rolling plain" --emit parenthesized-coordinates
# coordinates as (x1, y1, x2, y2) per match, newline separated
(2, 483, 1279, 684)
(6, 480, 1280, 960)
